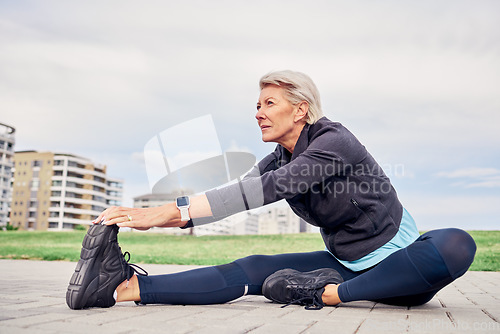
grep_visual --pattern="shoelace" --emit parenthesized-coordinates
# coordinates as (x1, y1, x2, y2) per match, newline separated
(123, 251, 148, 287)
(281, 286, 325, 310)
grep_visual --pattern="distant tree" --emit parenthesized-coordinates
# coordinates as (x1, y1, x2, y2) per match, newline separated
(4, 222, 19, 231)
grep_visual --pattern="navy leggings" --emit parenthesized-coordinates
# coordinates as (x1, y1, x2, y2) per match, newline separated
(137, 228, 476, 306)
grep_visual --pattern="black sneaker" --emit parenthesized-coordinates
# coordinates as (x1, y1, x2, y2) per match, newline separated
(66, 223, 147, 309)
(262, 268, 343, 310)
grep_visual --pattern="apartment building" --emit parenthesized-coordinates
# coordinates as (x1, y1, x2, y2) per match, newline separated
(0, 122, 15, 227)
(10, 151, 123, 230)
(133, 192, 192, 235)
(133, 193, 316, 236)
(193, 212, 258, 236)
(133, 192, 259, 235)
(134, 192, 182, 209)
(257, 206, 302, 234)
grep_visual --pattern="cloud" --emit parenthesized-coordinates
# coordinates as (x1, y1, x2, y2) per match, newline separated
(435, 167, 500, 188)
(1, 1, 499, 230)
(436, 167, 500, 178)
(131, 151, 145, 165)
(225, 140, 253, 154)
(402, 193, 500, 230)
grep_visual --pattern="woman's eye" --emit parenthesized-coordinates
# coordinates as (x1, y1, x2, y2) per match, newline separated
(267, 100, 274, 105)
(256, 105, 261, 110)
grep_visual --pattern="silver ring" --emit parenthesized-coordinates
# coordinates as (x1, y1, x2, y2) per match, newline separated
(127, 215, 133, 221)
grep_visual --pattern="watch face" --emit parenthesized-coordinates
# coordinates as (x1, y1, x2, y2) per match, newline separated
(176, 196, 189, 207)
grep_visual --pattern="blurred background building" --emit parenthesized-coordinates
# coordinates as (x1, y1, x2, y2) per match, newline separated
(0, 122, 15, 228)
(133, 192, 315, 236)
(10, 151, 123, 230)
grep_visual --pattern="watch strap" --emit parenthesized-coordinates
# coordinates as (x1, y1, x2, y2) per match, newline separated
(179, 207, 190, 221)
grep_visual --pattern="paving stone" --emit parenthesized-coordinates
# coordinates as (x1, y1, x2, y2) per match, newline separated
(0, 312, 80, 329)
(305, 318, 363, 334)
(246, 322, 310, 334)
(191, 321, 264, 334)
(357, 313, 410, 334)
(278, 305, 337, 323)
(1, 260, 499, 334)
(33, 321, 129, 334)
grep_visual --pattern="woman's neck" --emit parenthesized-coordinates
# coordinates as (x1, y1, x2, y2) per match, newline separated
(281, 122, 306, 154)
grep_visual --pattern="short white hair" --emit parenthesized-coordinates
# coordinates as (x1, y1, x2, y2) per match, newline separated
(259, 70, 323, 124)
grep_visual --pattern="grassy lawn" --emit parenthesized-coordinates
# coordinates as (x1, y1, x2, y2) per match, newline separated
(0, 230, 498, 271)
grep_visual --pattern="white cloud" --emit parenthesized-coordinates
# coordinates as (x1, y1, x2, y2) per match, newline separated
(467, 177, 500, 189)
(225, 140, 253, 154)
(436, 167, 500, 179)
(435, 167, 500, 188)
(402, 193, 500, 230)
(131, 152, 145, 165)
(1, 1, 499, 228)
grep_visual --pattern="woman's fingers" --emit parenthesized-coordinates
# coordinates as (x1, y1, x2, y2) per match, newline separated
(93, 206, 122, 225)
(91, 206, 168, 231)
(95, 207, 127, 225)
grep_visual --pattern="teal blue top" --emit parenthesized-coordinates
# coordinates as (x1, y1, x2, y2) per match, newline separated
(327, 208, 420, 271)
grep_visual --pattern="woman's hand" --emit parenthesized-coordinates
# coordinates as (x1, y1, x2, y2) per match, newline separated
(92, 195, 212, 231)
(93, 203, 185, 230)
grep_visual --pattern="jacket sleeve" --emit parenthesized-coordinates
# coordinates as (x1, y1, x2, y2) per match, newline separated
(202, 128, 365, 223)
(192, 148, 280, 226)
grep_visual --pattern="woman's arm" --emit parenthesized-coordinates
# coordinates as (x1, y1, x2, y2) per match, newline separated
(97, 149, 281, 230)
(94, 194, 212, 230)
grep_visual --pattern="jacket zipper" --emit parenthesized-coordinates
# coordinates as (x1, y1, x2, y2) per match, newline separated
(351, 198, 377, 231)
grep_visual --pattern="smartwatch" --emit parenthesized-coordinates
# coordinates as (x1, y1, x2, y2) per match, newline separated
(176, 196, 191, 221)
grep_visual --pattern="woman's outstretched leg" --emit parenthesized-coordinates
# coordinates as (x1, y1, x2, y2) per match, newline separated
(135, 250, 355, 305)
(334, 228, 476, 306)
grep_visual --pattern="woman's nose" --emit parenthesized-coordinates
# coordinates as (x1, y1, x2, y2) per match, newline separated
(255, 108, 265, 120)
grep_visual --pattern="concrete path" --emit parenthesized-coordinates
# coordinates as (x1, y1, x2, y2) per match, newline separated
(0, 259, 499, 333)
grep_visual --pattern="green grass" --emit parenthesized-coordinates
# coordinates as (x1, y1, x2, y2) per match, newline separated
(0, 230, 498, 271)
(467, 231, 500, 272)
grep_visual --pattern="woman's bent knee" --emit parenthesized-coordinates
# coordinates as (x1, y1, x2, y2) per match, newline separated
(428, 228, 477, 279)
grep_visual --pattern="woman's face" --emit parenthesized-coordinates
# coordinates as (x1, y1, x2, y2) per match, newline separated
(256, 85, 304, 150)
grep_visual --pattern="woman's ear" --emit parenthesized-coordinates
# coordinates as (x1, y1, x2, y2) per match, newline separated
(294, 101, 309, 123)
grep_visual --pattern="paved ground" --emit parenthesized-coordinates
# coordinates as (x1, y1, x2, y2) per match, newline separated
(0, 259, 499, 334)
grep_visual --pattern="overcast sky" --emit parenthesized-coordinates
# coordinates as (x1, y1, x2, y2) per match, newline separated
(1, 0, 499, 230)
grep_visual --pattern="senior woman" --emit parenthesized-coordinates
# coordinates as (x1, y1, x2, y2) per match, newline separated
(67, 70, 476, 310)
